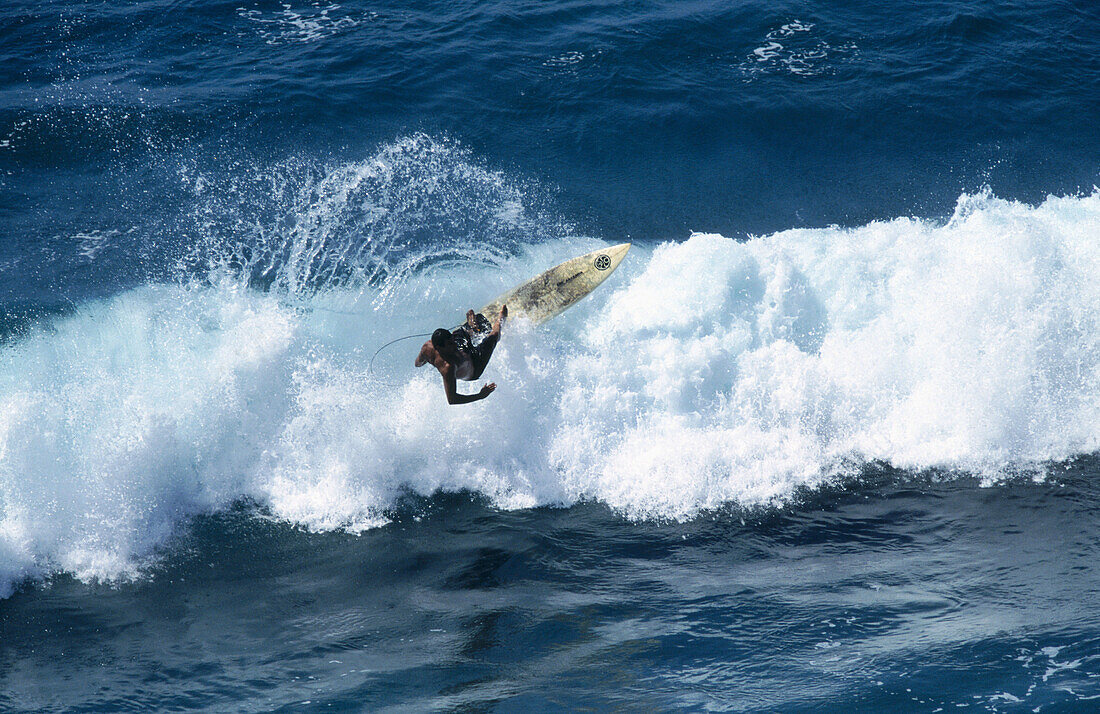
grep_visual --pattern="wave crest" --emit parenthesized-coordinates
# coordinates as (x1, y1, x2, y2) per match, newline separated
(2, 186, 1100, 597)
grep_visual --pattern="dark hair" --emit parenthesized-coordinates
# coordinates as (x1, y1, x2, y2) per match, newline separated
(431, 328, 452, 350)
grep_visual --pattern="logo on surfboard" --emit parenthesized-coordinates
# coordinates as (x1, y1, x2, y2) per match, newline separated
(594, 254, 611, 270)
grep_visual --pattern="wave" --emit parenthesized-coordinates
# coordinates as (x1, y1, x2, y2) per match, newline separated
(2, 137, 1100, 597)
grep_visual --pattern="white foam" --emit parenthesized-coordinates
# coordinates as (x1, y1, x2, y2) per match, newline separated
(742, 20, 857, 78)
(3, 187, 1100, 596)
(237, 2, 366, 45)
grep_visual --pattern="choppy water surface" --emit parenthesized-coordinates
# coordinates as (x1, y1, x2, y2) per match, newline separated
(2, 0, 1099, 710)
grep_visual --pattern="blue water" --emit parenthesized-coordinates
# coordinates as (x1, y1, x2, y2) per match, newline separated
(3, 0, 1100, 710)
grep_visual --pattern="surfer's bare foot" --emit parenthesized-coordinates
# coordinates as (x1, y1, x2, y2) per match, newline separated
(493, 305, 507, 335)
(465, 309, 477, 328)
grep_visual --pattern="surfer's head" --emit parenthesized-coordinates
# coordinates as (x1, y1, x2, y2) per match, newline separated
(431, 328, 455, 354)
(432, 327, 463, 363)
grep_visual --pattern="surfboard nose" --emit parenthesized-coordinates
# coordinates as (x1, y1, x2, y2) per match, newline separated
(602, 242, 631, 272)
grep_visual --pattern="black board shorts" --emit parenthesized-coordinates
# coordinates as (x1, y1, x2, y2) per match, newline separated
(450, 312, 493, 371)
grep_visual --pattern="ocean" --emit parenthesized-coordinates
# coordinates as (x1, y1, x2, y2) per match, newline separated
(2, 0, 1100, 711)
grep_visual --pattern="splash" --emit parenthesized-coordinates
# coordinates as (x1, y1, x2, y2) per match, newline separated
(179, 133, 567, 304)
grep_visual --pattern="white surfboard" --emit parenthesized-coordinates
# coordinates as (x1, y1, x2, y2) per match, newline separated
(472, 242, 631, 326)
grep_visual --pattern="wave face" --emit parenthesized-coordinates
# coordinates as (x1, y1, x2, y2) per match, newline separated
(573, 193, 1100, 512)
(2, 138, 1100, 596)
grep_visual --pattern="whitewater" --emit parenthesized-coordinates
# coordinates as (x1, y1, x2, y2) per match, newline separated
(2, 166, 1099, 598)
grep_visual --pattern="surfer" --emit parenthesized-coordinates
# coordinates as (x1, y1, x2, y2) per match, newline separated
(415, 305, 507, 404)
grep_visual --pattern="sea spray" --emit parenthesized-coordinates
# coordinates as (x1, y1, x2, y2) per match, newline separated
(2, 187, 1100, 596)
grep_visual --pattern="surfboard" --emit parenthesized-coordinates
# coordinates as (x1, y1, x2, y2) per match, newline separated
(473, 242, 631, 326)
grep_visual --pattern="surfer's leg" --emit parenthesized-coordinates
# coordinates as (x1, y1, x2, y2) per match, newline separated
(465, 309, 493, 335)
(469, 330, 501, 378)
(468, 305, 506, 378)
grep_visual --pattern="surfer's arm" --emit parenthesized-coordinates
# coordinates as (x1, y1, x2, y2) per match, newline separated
(414, 343, 430, 367)
(441, 370, 495, 405)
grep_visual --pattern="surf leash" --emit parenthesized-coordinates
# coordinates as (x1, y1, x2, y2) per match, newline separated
(367, 332, 431, 385)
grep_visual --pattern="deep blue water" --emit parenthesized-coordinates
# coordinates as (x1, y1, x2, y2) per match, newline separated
(2, 0, 1100, 711)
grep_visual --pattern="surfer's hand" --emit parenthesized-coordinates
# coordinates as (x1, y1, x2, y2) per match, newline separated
(479, 383, 496, 399)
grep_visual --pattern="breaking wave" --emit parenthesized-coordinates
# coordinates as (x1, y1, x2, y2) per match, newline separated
(3, 136, 1100, 596)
